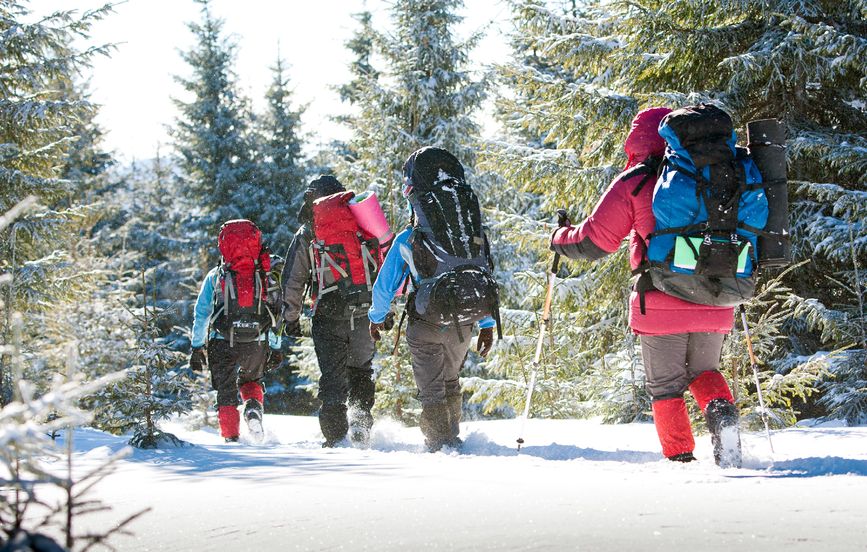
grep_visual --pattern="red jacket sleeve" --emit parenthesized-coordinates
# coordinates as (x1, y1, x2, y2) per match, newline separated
(551, 177, 635, 260)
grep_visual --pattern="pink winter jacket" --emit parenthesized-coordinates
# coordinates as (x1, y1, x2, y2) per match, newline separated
(551, 107, 734, 335)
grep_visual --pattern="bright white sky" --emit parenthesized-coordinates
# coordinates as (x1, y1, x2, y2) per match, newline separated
(37, 0, 512, 162)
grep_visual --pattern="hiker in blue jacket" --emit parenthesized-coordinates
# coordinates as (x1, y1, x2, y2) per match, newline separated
(189, 220, 282, 442)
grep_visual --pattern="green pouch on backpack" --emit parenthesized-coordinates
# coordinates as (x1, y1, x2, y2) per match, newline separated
(673, 236, 750, 274)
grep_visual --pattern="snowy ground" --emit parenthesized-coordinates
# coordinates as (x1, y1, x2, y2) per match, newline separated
(56, 415, 867, 551)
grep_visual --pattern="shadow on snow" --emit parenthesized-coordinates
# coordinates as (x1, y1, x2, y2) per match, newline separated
(68, 426, 867, 480)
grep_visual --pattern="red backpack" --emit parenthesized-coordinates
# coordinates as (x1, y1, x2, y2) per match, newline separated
(211, 220, 279, 345)
(311, 192, 384, 318)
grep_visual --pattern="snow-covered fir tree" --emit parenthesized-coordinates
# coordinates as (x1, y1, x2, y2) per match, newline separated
(41, 77, 138, 412)
(58, 80, 115, 193)
(0, 1, 113, 404)
(172, 0, 257, 257)
(336, 10, 379, 109)
(81, 151, 205, 433)
(480, 0, 865, 425)
(340, 0, 486, 226)
(93, 271, 191, 448)
(470, 1, 633, 422)
(0, 195, 138, 549)
(252, 51, 306, 254)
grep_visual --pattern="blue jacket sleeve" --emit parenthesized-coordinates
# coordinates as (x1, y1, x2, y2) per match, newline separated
(368, 229, 412, 324)
(478, 316, 495, 329)
(191, 269, 217, 348)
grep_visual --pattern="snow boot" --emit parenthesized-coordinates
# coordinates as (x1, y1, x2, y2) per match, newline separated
(320, 402, 349, 447)
(445, 395, 463, 450)
(348, 405, 373, 448)
(217, 405, 240, 442)
(243, 399, 264, 442)
(706, 398, 742, 468)
(239, 381, 265, 442)
(668, 452, 696, 463)
(420, 402, 451, 452)
(347, 369, 375, 448)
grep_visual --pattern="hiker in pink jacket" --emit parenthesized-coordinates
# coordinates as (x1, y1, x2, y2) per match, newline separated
(551, 107, 741, 466)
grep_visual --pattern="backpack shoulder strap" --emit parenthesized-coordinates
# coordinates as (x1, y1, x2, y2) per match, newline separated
(629, 156, 664, 197)
(211, 264, 225, 303)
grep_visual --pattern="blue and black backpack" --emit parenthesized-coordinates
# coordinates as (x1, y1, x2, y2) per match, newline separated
(636, 104, 769, 309)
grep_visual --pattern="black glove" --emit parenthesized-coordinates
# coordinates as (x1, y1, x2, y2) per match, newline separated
(383, 311, 396, 331)
(550, 209, 573, 253)
(189, 347, 206, 372)
(283, 319, 302, 338)
(477, 327, 494, 358)
(369, 321, 384, 342)
(266, 350, 283, 372)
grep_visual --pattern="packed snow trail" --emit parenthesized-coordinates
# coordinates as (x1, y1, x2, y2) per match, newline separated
(62, 416, 867, 551)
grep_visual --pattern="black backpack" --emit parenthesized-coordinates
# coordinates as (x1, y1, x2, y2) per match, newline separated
(403, 147, 501, 339)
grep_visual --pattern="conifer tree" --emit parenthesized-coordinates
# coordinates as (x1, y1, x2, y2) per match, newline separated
(340, 0, 486, 227)
(0, 1, 113, 404)
(81, 153, 202, 434)
(337, 10, 379, 107)
(253, 52, 306, 253)
(60, 80, 114, 191)
(172, 0, 256, 253)
(0, 199, 140, 549)
(481, 0, 866, 423)
(41, 77, 127, 403)
(108, 272, 190, 448)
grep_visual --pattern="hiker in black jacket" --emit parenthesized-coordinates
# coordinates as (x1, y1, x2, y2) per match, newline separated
(281, 176, 378, 447)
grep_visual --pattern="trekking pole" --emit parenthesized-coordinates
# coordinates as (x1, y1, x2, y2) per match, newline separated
(739, 305, 775, 454)
(517, 209, 569, 451)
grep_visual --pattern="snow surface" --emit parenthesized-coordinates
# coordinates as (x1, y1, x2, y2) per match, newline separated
(56, 415, 867, 551)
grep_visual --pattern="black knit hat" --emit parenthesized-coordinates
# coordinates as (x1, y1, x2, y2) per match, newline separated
(306, 175, 345, 197)
(298, 175, 346, 222)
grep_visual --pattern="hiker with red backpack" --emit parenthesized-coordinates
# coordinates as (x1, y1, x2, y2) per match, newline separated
(550, 105, 767, 468)
(280, 175, 390, 448)
(368, 147, 501, 452)
(189, 219, 282, 443)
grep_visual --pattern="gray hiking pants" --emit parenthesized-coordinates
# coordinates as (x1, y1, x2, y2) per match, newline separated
(640, 332, 726, 401)
(405, 319, 472, 405)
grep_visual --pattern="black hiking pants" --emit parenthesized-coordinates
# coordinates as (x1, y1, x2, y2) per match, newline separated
(208, 338, 267, 407)
(312, 314, 376, 442)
